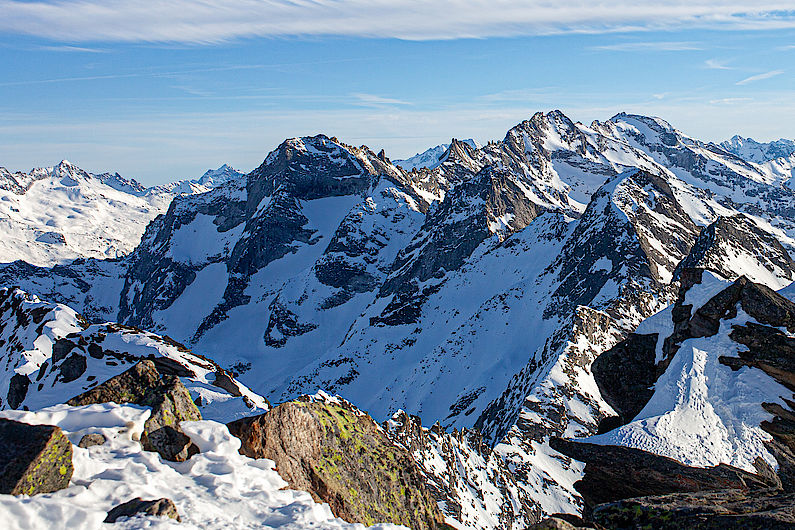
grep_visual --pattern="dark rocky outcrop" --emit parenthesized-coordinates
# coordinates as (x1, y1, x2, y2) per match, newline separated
(549, 438, 776, 513)
(227, 397, 450, 529)
(6, 373, 30, 410)
(0, 419, 73, 495)
(591, 333, 658, 425)
(104, 497, 181, 523)
(591, 488, 795, 529)
(67, 360, 201, 462)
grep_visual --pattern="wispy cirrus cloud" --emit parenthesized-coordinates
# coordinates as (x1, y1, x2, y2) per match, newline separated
(1, 1, 795, 44)
(352, 93, 411, 108)
(736, 69, 785, 85)
(591, 41, 702, 51)
(37, 45, 107, 53)
(709, 97, 753, 104)
(704, 58, 733, 70)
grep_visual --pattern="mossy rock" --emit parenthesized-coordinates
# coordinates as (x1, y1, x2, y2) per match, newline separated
(228, 397, 450, 529)
(0, 418, 73, 495)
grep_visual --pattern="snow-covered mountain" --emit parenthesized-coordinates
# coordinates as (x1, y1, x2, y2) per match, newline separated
(0, 162, 243, 267)
(394, 139, 480, 170)
(3, 111, 795, 526)
(720, 135, 795, 164)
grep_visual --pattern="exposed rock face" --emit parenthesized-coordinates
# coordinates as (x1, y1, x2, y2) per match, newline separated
(67, 360, 201, 462)
(550, 438, 776, 513)
(591, 489, 795, 529)
(385, 410, 542, 529)
(0, 418, 73, 495)
(104, 497, 181, 523)
(591, 333, 657, 426)
(676, 215, 795, 286)
(530, 515, 594, 529)
(227, 396, 449, 529)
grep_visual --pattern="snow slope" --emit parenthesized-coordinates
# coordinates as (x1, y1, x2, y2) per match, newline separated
(0, 287, 267, 423)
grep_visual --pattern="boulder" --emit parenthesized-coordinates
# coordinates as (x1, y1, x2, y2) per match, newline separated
(67, 360, 201, 461)
(227, 397, 450, 529)
(104, 497, 181, 523)
(77, 433, 106, 449)
(0, 419, 73, 495)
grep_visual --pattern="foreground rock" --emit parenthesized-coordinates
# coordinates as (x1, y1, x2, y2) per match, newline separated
(104, 497, 181, 523)
(227, 395, 450, 529)
(550, 438, 776, 512)
(0, 418, 73, 495)
(67, 360, 201, 461)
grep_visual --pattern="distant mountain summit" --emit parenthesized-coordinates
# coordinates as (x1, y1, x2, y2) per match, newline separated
(719, 134, 795, 163)
(395, 139, 480, 170)
(0, 161, 242, 266)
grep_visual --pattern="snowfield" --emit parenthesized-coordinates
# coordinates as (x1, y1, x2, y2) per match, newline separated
(0, 403, 405, 530)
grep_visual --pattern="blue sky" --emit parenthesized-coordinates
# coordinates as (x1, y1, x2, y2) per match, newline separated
(1, 1, 795, 185)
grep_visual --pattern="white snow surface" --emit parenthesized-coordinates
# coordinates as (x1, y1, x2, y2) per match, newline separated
(0, 403, 403, 530)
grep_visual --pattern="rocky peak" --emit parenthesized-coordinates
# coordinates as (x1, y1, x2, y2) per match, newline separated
(250, 134, 381, 202)
(195, 164, 243, 187)
(438, 138, 483, 172)
(380, 164, 545, 297)
(606, 113, 679, 147)
(675, 214, 795, 288)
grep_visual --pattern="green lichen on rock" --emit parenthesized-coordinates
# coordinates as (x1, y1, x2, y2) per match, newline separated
(228, 397, 451, 529)
(0, 418, 73, 495)
(67, 360, 201, 462)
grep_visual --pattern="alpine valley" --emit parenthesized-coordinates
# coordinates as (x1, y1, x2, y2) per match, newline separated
(2, 110, 795, 529)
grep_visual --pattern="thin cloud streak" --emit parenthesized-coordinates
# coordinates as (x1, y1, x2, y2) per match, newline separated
(704, 58, 733, 70)
(592, 41, 702, 51)
(1, 1, 795, 43)
(736, 70, 785, 85)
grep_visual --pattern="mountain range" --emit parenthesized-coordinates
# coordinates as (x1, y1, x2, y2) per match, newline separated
(1, 110, 795, 528)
